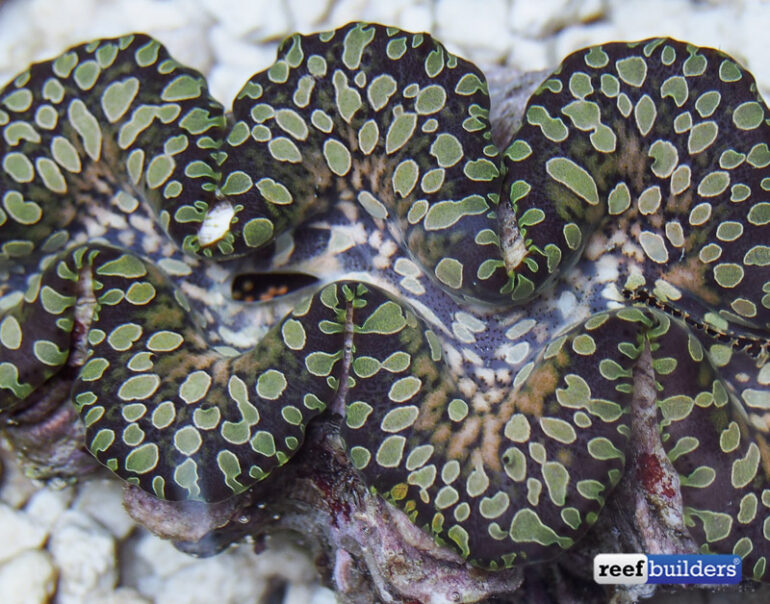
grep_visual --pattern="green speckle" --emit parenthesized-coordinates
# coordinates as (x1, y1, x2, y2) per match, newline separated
(688, 121, 718, 155)
(634, 94, 656, 136)
(179, 371, 212, 404)
(719, 59, 742, 82)
(68, 99, 102, 161)
(526, 105, 568, 142)
(455, 73, 485, 95)
(435, 257, 463, 289)
(615, 55, 647, 86)
(333, 70, 362, 123)
(107, 323, 142, 351)
(392, 159, 419, 198)
(546, 157, 599, 205)
(323, 138, 352, 176)
(220, 171, 252, 196)
(376, 435, 406, 468)
(161, 74, 203, 101)
(256, 369, 288, 400)
(381, 405, 419, 432)
(2, 88, 33, 112)
(388, 376, 422, 403)
(268, 137, 302, 163)
(250, 430, 277, 457)
(341, 23, 375, 70)
(733, 102, 764, 130)
(3, 152, 35, 184)
(2, 190, 42, 224)
(174, 425, 203, 456)
(275, 108, 308, 140)
(415, 84, 446, 115)
(386, 112, 417, 154)
(118, 374, 161, 401)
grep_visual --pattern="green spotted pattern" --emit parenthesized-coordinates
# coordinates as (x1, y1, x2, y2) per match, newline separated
(1, 24, 769, 577)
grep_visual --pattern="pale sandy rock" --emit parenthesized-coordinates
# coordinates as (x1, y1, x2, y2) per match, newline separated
(501, 33, 554, 72)
(49, 510, 118, 604)
(550, 0, 731, 58)
(435, 0, 511, 63)
(608, 0, 722, 42)
(293, 0, 435, 33)
(90, 587, 152, 604)
(287, 0, 333, 32)
(105, 0, 210, 32)
(147, 27, 215, 81)
(0, 502, 48, 563)
(200, 0, 290, 40)
(24, 485, 75, 533)
(547, 21, 624, 63)
(252, 1, 293, 41)
(30, 0, 195, 51)
(132, 531, 323, 602)
(208, 63, 267, 109)
(0, 0, 213, 85)
(133, 531, 197, 578)
(0, 444, 39, 509)
(508, 0, 606, 38)
(149, 547, 266, 604)
(326, 0, 369, 30)
(360, 0, 429, 28)
(284, 583, 315, 604)
(207, 24, 281, 102)
(396, 3, 433, 33)
(0, 0, 37, 82)
(73, 479, 134, 540)
(285, 583, 338, 604)
(209, 21, 281, 68)
(735, 3, 770, 99)
(29, 0, 103, 37)
(252, 540, 320, 584)
(308, 585, 339, 604)
(130, 536, 327, 604)
(0, 550, 57, 604)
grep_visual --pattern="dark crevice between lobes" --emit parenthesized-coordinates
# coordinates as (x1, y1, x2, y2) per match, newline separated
(230, 272, 320, 302)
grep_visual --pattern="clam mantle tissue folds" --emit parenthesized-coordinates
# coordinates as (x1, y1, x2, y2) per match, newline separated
(1, 21, 769, 582)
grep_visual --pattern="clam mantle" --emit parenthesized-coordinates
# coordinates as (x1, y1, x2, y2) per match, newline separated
(0, 22, 769, 578)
